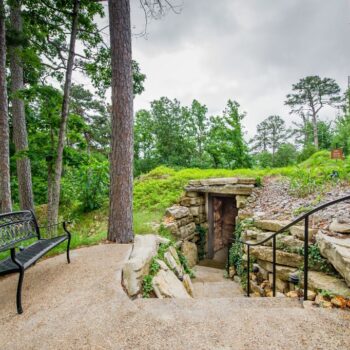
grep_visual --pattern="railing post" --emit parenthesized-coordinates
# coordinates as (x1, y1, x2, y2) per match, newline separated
(247, 245, 250, 297)
(304, 216, 309, 301)
(272, 235, 276, 297)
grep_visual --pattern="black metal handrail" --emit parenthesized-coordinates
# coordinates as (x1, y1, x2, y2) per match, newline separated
(236, 194, 350, 300)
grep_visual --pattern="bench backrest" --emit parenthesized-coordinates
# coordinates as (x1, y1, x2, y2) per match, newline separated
(0, 211, 40, 252)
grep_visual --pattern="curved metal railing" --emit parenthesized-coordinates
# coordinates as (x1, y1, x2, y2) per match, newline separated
(234, 194, 350, 300)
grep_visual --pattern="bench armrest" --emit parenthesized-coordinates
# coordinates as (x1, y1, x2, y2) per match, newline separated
(38, 222, 72, 240)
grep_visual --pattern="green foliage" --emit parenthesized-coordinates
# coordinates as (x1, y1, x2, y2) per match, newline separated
(253, 151, 274, 168)
(196, 225, 207, 260)
(142, 275, 154, 298)
(318, 289, 335, 299)
(285, 76, 341, 117)
(228, 222, 247, 290)
(157, 225, 174, 241)
(274, 143, 298, 167)
(178, 250, 195, 278)
(134, 151, 350, 213)
(251, 115, 290, 156)
(295, 244, 333, 273)
(332, 113, 350, 155)
(156, 242, 172, 260)
(149, 258, 161, 275)
(75, 159, 109, 212)
(134, 210, 163, 235)
(206, 100, 252, 169)
(297, 144, 318, 162)
(134, 97, 253, 175)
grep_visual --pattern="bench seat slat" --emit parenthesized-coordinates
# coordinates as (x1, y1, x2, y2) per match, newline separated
(0, 236, 67, 275)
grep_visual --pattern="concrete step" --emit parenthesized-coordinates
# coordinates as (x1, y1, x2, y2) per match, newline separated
(193, 281, 243, 298)
(193, 265, 228, 283)
(134, 297, 302, 322)
(192, 264, 244, 298)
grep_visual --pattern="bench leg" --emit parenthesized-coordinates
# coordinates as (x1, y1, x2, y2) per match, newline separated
(16, 268, 24, 314)
(67, 236, 71, 264)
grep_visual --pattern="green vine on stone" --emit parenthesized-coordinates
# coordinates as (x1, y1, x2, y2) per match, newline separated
(196, 224, 207, 260)
(178, 250, 195, 278)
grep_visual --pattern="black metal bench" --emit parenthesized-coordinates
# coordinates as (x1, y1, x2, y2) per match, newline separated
(0, 210, 71, 314)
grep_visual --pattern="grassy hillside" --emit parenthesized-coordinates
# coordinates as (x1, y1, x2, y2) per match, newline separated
(3, 151, 347, 260)
(134, 150, 350, 212)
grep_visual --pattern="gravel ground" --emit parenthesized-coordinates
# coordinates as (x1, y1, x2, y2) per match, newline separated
(1, 244, 350, 350)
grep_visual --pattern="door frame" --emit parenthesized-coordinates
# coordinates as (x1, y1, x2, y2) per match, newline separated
(207, 193, 236, 259)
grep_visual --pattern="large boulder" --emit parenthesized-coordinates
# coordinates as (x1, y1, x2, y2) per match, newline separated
(181, 241, 198, 268)
(254, 220, 290, 232)
(164, 246, 184, 279)
(307, 271, 350, 298)
(166, 205, 191, 220)
(257, 260, 297, 281)
(178, 222, 196, 239)
(316, 232, 350, 286)
(290, 226, 317, 241)
(250, 246, 303, 268)
(122, 235, 159, 296)
(329, 218, 350, 234)
(152, 269, 191, 299)
(182, 274, 194, 297)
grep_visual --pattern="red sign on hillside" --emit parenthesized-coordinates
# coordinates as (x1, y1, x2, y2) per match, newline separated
(331, 149, 344, 160)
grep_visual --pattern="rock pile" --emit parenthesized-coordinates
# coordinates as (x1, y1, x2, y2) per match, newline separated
(122, 234, 194, 299)
(238, 218, 350, 300)
(152, 246, 194, 298)
(123, 234, 167, 297)
(163, 205, 197, 239)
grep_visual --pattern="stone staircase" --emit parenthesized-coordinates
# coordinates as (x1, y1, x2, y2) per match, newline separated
(192, 265, 243, 298)
(132, 265, 350, 349)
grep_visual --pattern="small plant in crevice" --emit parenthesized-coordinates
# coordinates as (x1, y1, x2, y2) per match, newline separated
(196, 224, 207, 260)
(142, 275, 154, 298)
(141, 241, 195, 297)
(178, 250, 195, 278)
(319, 289, 335, 299)
(149, 258, 160, 275)
(158, 224, 175, 241)
(295, 244, 334, 274)
(255, 176, 263, 187)
(141, 242, 171, 298)
(157, 241, 172, 260)
(228, 222, 245, 283)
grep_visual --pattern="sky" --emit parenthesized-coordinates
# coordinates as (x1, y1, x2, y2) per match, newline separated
(96, 0, 350, 137)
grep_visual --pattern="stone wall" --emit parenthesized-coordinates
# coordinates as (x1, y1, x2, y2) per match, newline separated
(163, 177, 256, 263)
(236, 218, 350, 301)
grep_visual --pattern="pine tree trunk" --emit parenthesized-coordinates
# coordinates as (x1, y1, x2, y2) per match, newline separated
(47, 0, 80, 226)
(0, 0, 12, 213)
(9, 0, 34, 211)
(108, 0, 134, 243)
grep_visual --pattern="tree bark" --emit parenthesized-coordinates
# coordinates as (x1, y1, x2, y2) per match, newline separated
(9, 0, 34, 211)
(47, 0, 80, 226)
(108, 0, 134, 243)
(0, 0, 12, 213)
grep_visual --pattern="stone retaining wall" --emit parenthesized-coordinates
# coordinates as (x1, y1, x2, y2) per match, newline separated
(236, 218, 350, 300)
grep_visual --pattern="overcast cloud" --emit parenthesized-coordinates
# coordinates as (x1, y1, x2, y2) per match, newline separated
(97, 1, 350, 137)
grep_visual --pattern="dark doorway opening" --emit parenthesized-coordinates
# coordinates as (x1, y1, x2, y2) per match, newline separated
(206, 194, 238, 267)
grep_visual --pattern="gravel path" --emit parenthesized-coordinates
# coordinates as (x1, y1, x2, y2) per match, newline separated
(0, 244, 350, 350)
